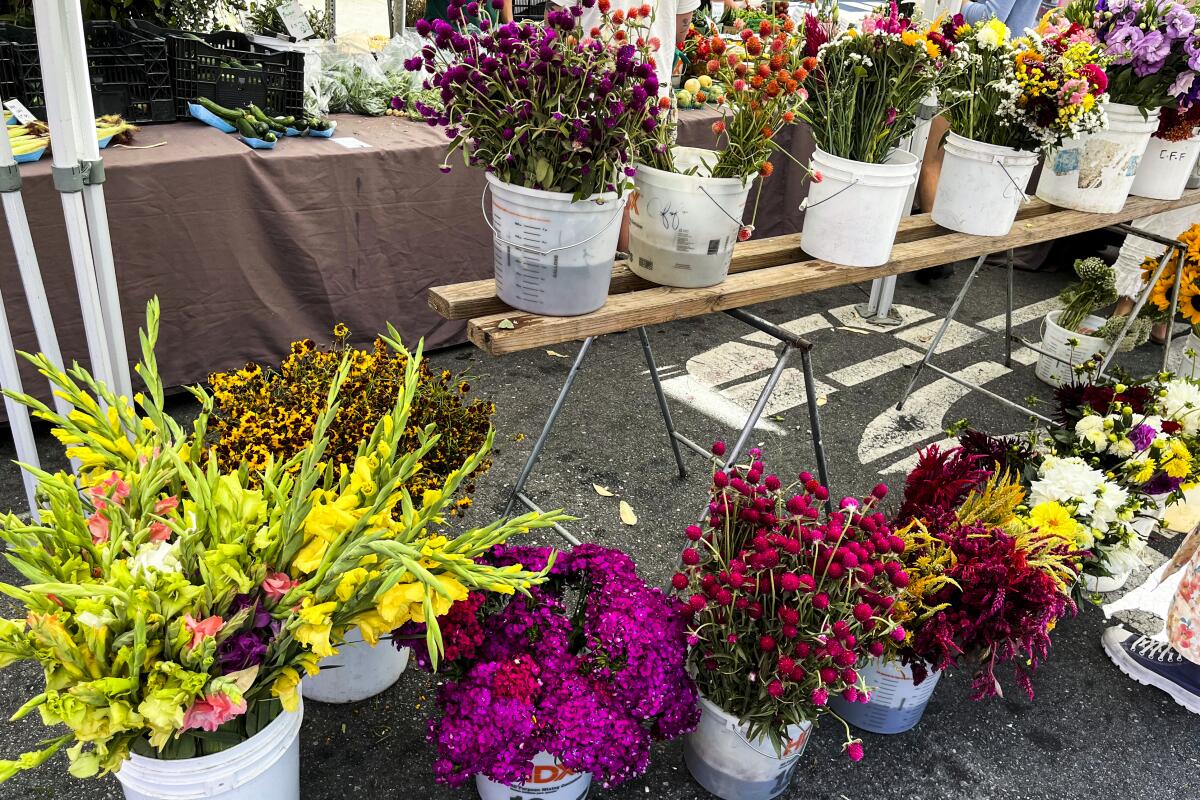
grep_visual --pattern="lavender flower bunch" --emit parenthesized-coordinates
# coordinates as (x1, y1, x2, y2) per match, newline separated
(1065, 0, 1200, 110)
(405, 0, 664, 200)
(405, 544, 699, 788)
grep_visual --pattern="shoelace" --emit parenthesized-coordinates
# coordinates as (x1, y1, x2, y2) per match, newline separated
(1131, 636, 1185, 664)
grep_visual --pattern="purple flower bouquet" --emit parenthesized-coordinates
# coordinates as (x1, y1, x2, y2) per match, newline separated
(398, 544, 699, 789)
(1065, 0, 1200, 110)
(406, 0, 664, 200)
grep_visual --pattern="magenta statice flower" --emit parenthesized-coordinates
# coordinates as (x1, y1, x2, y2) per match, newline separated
(412, 544, 697, 788)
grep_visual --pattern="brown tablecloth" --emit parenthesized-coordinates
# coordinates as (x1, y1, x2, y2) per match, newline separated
(0, 110, 812, 398)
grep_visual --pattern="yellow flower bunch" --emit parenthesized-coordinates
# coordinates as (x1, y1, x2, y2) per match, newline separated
(0, 301, 565, 783)
(208, 326, 494, 514)
(1142, 224, 1200, 329)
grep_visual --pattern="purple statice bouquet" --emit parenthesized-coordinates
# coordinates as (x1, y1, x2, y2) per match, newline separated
(397, 544, 698, 788)
(1064, 0, 1200, 110)
(405, 0, 664, 200)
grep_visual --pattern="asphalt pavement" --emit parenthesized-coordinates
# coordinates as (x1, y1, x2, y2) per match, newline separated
(1, 260, 1197, 800)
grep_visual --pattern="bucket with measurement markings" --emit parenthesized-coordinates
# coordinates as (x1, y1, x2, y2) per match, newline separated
(683, 696, 811, 800)
(475, 750, 592, 800)
(828, 658, 941, 735)
(629, 147, 755, 288)
(486, 174, 625, 317)
(932, 133, 1039, 236)
(1035, 310, 1107, 387)
(800, 148, 920, 268)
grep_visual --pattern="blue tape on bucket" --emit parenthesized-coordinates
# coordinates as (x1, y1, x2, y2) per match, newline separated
(98, 135, 113, 149)
(188, 103, 237, 134)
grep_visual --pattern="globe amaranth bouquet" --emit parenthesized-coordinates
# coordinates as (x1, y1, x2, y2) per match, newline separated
(208, 324, 494, 516)
(0, 301, 560, 782)
(1060, 0, 1200, 111)
(803, 2, 951, 163)
(406, 0, 664, 199)
(892, 444, 1080, 700)
(400, 544, 698, 788)
(941, 16, 1109, 151)
(678, 444, 908, 761)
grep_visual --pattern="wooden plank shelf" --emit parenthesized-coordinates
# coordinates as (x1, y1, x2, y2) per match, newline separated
(428, 192, 1200, 356)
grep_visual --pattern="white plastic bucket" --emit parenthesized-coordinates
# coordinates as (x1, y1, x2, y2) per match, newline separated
(801, 148, 920, 267)
(827, 658, 941, 735)
(1036, 103, 1161, 213)
(682, 696, 812, 800)
(116, 701, 302, 800)
(1172, 331, 1200, 378)
(475, 750, 593, 800)
(1082, 565, 1135, 593)
(932, 133, 1039, 236)
(1130, 134, 1200, 200)
(301, 628, 409, 703)
(1034, 310, 1107, 387)
(629, 147, 755, 288)
(487, 174, 626, 317)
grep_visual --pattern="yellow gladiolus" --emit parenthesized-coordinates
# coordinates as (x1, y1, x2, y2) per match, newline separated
(350, 610, 391, 645)
(272, 667, 301, 712)
(294, 599, 338, 657)
(335, 567, 369, 602)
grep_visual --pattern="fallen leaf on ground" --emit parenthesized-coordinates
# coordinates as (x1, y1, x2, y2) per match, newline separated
(546, 350, 569, 358)
(619, 500, 638, 525)
(816, 396, 828, 406)
(593, 483, 614, 496)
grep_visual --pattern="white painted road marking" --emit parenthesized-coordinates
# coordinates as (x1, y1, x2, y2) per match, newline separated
(828, 347, 924, 387)
(894, 318, 987, 353)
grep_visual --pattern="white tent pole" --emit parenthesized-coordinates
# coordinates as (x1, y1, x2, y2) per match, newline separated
(0, 285, 41, 516)
(0, 131, 73, 420)
(57, 0, 132, 400)
(32, 0, 116, 394)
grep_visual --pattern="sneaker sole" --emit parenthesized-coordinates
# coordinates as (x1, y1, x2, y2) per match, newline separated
(1102, 636, 1200, 715)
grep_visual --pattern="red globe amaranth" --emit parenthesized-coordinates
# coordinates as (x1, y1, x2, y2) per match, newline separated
(675, 449, 905, 761)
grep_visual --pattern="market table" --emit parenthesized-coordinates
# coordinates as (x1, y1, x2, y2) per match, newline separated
(428, 190, 1200, 541)
(0, 109, 813, 397)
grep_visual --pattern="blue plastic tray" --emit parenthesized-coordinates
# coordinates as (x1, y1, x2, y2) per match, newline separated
(284, 126, 303, 136)
(14, 146, 46, 163)
(188, 102, 237, 133)
(309, 121, 337, 138)
(239, 135, 277, 149)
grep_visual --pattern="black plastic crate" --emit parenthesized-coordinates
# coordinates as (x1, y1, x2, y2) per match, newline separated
(162, 30, 304, 120)
(0, 22, 174, 123)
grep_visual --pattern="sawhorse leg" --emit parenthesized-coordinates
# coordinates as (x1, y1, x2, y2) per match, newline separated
(896, 254, 987, 411)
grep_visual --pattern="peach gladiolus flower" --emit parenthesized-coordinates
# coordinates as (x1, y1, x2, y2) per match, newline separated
(181, 692, 248, 732)
(184, 614, 224, 649)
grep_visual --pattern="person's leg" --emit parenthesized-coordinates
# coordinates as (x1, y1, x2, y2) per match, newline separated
(916, 115, 948, 215)
(915, 116, 954, 284)
(1103, 544, 1200, 714)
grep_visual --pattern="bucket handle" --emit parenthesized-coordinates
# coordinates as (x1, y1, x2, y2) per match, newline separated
(995, 158, 1031, 203)
(699, 185, 748, 228)
(720, 715, 804, 761)
(798, 178, 861, 212)
(481, 182, 625, 257)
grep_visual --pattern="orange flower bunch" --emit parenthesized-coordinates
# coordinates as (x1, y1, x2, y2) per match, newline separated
(702, 18, 810, 180)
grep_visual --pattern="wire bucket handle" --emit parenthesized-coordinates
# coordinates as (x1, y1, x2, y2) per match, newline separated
(994, 157, 1031, 203)
(481, 182, 625, 257)
(720, 715, 807, 762)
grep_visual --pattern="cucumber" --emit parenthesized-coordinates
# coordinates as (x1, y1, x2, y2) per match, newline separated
(307, 117, 331, 131)
(195, 97, 244, 122)
(234, 116, 261, 139)
(248, 104, 287, 133)
(273, 115, 296, 126)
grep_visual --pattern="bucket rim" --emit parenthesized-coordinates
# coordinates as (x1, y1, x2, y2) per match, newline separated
(485, 171, 620, 205)
(634, 146, 758, 188)
(120, 700, 303, 774)
(811, 147, 920, 185)
(943, 131, 1040, 165)
(1044, 308, 1107, 345)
